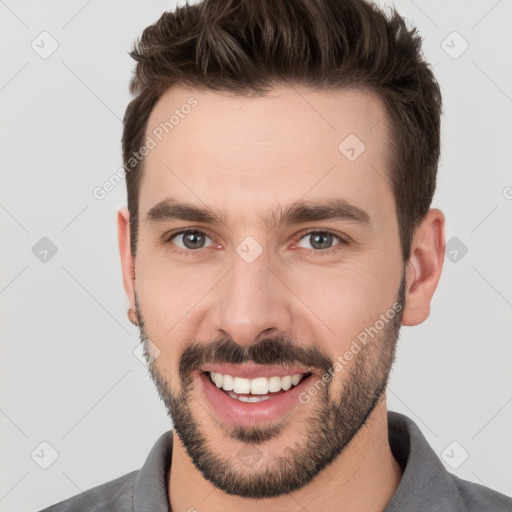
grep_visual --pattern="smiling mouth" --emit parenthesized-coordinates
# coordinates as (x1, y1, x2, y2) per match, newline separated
(204, 370, 313, 402)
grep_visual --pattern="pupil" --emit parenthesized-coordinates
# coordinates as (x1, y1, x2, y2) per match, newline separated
(311, 232, 332, 250)
(184, 232, 204, 249)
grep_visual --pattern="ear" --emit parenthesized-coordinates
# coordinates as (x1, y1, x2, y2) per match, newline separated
(117, 207, 136, 308)
(402, 208, 445, 326)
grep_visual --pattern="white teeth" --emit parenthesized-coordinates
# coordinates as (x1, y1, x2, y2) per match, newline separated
(227, 391, 271, 402)
(281, 375, 292, 391)
(268, 376, 282, 393)
(222, 374, 234, 391)
(207, 371, 307, 395)
(233, 377, 251, 394)
(250, 377, 269, 395)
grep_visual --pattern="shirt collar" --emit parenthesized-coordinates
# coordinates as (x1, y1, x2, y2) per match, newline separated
(384, 411, 466, 511)
(133, 430, 173, 512)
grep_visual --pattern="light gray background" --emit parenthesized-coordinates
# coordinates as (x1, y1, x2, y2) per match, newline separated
(1, 1, 511, 510)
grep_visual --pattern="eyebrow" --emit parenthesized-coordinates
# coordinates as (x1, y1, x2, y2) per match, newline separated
(145, 197, 372, 231)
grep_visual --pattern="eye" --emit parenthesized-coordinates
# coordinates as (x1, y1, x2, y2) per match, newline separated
(163, 228, 347, 257)
(295, 230, 346, 255)
(165, 229, 217, 252)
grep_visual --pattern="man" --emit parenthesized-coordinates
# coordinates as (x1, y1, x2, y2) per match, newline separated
(40, 0, 512, 510)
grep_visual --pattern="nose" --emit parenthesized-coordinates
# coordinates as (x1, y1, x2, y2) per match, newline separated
(210, 250, 294, 347)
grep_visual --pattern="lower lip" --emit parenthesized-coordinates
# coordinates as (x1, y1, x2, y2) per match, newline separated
(196, 370, 313, 427)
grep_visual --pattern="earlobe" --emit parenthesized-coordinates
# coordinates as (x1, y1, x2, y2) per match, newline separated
(401, 208, 445, 326)
(117, 207, 136, 308)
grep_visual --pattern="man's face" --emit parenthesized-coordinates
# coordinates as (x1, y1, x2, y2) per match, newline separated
(132, 85, 405, 497)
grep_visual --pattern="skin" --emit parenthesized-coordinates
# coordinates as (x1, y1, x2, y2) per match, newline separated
(118, 85, 445, 512)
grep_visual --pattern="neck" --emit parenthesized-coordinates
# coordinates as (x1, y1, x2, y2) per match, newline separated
(168, 397, 402, 512)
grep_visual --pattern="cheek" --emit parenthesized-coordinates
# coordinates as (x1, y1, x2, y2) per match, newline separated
(134, 268, 191, 369)
(288, 260, 399, 352)
(136, 248, 213, 321)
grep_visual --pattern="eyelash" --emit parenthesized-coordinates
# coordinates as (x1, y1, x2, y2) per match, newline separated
(163, 228, 347, 257)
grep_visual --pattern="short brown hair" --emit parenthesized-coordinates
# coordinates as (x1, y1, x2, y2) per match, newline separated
(122, 0, 442, 262)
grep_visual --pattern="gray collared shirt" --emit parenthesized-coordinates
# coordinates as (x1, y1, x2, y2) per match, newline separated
(38, 412, 512, 511)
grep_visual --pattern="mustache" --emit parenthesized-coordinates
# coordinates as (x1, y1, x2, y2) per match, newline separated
(179, 335, 334, 386)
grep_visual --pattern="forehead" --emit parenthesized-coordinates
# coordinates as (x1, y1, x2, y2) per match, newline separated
(139, 85, 394, 227)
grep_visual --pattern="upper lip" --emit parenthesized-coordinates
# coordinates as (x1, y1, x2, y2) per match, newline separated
(199, 362, 312, 379)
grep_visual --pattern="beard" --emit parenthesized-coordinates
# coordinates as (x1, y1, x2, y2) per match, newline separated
(134, 274, 406, 499)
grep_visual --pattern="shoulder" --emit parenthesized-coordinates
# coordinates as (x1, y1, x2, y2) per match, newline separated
(452, 474, 512, 512)
(386, 412, 512, 511)
(37, 470, 138, 512)
(37, 429, 174, 512)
